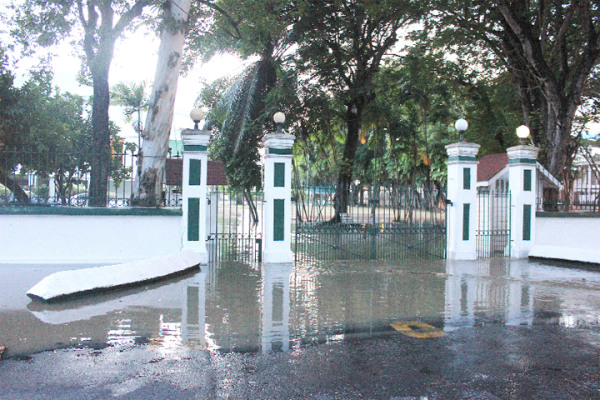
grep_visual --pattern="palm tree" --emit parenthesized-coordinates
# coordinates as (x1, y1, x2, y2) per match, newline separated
(110, 81, 149, 150)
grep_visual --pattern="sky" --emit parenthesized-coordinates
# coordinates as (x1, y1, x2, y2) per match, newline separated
(10, 25, 248, 147)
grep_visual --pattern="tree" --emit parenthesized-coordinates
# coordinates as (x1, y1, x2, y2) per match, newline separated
(133, 0, 193, 206)
(429, 0, 600, 180)
(187, 0, 292, 192)
(110, 80, 150, 150)
(0, 54, 134, 206)
(1, 66, 89, 204)
(185, 0, 294, 228)
(292, 0, 421, 220)
(373, 44, 458, 187)
(0, 47, 27, 203)
(12, 0, 154, 206)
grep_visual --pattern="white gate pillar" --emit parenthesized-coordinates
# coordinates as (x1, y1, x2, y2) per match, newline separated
(445, 142, 480, 260)
(262, 129, 295, 264)
(507, 145, 540, 258)
(48, 175, 56, 200)
(181, 127, 210, 265)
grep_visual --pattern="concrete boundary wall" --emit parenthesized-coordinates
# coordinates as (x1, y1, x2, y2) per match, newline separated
(0, 208, 183, 264)
(529, 212, 600, 265)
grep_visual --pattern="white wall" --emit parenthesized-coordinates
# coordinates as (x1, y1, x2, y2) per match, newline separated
(529, 214, 600, 264)
(0, 214, 183, 264)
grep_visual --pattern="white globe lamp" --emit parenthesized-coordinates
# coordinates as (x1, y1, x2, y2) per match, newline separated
(273, 112, 286, 132)
(190, 108, 205, 129)
(516, 125, 530, 145)
(455, 118, 468, 142)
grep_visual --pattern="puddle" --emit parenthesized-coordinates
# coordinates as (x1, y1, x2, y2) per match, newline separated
(1, 258, 600, 358)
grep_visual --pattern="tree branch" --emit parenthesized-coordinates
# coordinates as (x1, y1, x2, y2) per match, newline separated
(113, 0, 153, 37)
(548, 2, 575, 62)
(76, 0, 88, 30)
(496, 0, 559, 96)
(196, 0, 242, 40)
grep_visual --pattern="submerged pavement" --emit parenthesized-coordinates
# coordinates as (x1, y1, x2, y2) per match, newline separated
(2, 323, 600, 399)
(1, 258, 600, 398)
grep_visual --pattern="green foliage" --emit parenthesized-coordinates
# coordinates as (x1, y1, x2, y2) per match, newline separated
(202, 63, 264, 190)
(188, 0, 287, 191)
(290, 0, 424, 203)
(110, 81, 149, 124)
(425, 0, 600, 178)
(185, 0, 293, 70)
(110, 80, 150, 148)
(0, 59, 134, 204)
(0, 47, 18, 151)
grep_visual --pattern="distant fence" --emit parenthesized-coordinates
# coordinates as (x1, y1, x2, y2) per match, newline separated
(0, 150, 182, 208)
(537, 163, 600, 213)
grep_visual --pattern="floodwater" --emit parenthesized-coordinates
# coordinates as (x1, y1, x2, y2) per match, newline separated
(1, 258, 600, 359)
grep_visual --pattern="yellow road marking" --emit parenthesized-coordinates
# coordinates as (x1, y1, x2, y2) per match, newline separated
(391, 321, 445, 339)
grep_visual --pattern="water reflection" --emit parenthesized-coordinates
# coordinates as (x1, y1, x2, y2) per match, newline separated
(181, 272, 206, 347)
(445, 259, 535, 330)
(445, 259, 600, 330)
(261, 263, 292, 353)
(3, 257, 600, 358)
(107, 318, 138, 346)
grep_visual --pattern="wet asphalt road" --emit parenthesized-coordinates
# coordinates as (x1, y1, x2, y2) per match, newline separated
(2, 323, 600, 399)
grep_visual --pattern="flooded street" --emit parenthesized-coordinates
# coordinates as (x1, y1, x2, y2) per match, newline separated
(2, 258, 600, 357)
(2, 259, 600, 398)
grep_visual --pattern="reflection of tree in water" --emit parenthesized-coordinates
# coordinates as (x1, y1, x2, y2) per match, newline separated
(205, 261, 262, 353)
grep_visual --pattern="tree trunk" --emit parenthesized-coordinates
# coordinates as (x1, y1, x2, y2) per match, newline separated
(133, 0, 192, 207)
(333, 102, 363, 222)
(540, 91, 577, 181)
(0, 172, 29, 204)
(88, 67, 112, 207)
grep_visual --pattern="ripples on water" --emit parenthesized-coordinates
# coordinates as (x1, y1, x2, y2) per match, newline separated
(2, 258, 600, 357)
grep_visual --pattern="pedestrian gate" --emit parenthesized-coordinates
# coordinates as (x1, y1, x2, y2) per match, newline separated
(476, 188, 511, 258)
(206, 187, 263, 263)
(294, 184, 447, 261)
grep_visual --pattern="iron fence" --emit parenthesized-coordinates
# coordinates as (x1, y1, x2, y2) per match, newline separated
(294, 182, 447, 261)
(536, 162, 600, 212)
(0, 149, 182, 208)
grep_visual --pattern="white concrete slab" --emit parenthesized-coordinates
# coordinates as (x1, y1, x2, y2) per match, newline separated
(27, 250, 201, 301)
(29, 275, 195, 324)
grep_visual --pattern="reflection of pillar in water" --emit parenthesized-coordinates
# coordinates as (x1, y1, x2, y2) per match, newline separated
(182, 272, 207, 347)
(261, 263, 292, 353)
(506, 262, 534, 326)
(444, 260, 477, 331)
(446, 260, 536, 330)
(444, 261, 462, 331)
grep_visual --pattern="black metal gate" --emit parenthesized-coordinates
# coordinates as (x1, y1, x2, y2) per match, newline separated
(476, 189, 511, 258)
(206, 187, 263, 263)
(294, 184, 446, 261)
